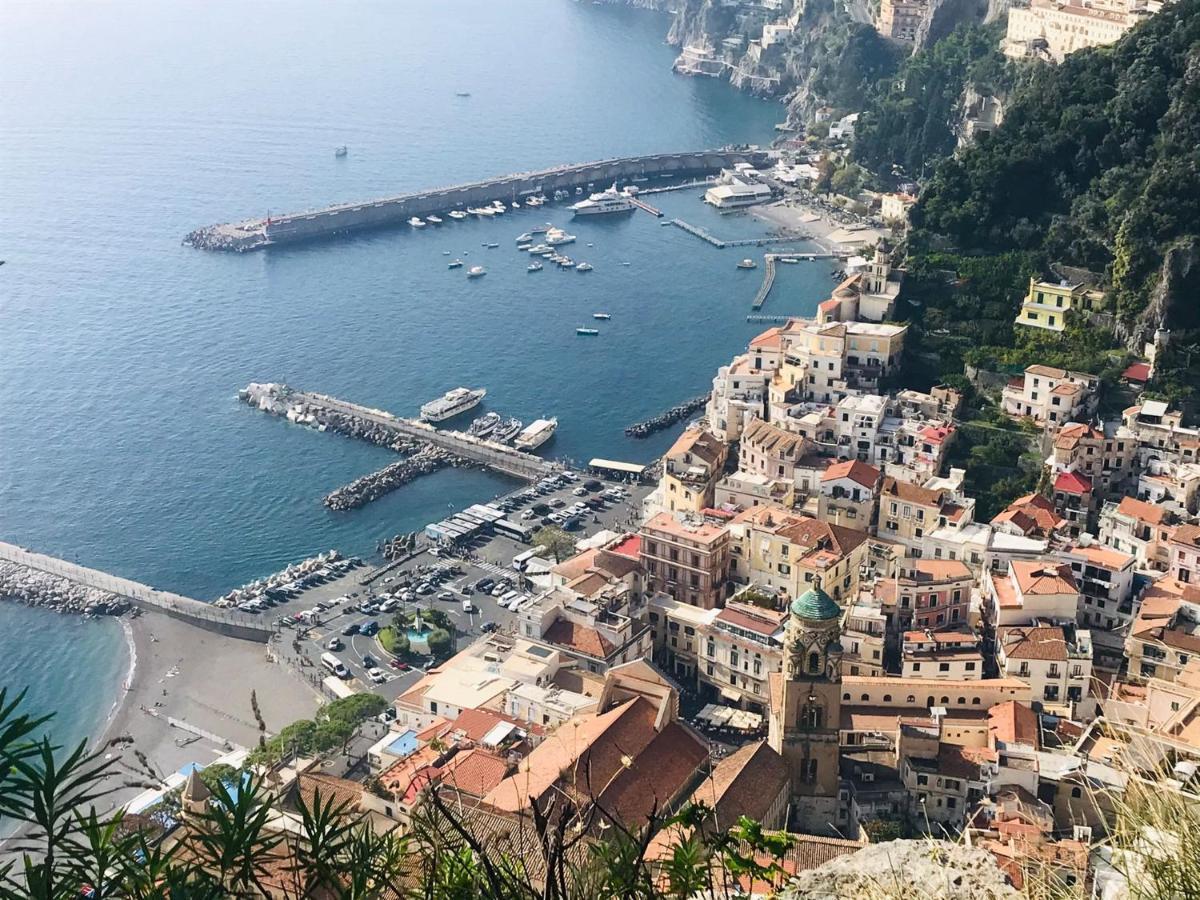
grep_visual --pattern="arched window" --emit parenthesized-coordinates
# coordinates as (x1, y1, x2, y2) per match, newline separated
(940, 696, 949, 705)
(957, 697, 966, 704)
(842, 693, 851, 701)
(907, 695, 915, 703)
(971, 697, 981, 705)
(808, 651, 821, 674)
(861, 694, 870, 701)
(883, 694, 892, 702)
(926, 696, 935, 706)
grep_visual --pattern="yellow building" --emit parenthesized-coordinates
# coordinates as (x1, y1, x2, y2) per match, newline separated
(1015, 276, 1105, 333)
(660, 426, 728, 515)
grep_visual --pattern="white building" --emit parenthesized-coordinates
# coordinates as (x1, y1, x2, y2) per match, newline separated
(995, 623, 1094, 719)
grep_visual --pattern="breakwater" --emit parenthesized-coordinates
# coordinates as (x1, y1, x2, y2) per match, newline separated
(1, 560, 130, 617)
(212, 550, 346, 609)
(185, 149, 770, 251)
(242, 382, 556, 482)
(0, 542, 273, 642)
(624, 395, 710, 438)
(324, 445, 458, 511)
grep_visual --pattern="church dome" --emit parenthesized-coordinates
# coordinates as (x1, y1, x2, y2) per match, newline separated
(790, 583, 841, 621)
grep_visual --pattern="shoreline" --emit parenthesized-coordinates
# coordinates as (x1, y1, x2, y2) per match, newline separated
(96, 616, 138, 753)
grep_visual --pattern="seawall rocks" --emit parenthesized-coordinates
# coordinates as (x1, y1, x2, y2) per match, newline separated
(0, 561, 130, 616)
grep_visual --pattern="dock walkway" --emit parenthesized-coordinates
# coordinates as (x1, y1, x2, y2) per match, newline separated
(751, 255, 778, 310)
(0, 542, 273, 642)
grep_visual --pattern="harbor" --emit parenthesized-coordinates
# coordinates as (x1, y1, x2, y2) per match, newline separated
(185, 149, 769, 251)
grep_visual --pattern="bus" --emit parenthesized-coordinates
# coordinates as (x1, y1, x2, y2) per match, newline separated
(493, 518, 533, 543)
(321, 652, 350, 679)
(512, 548, 545, 571)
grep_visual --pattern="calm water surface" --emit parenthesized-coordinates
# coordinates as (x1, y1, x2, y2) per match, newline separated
(0, 0, 832, 742)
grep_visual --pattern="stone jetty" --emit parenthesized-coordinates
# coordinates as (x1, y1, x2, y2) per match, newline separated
(0, 559, 130, 616)
(624, 395, 710, 439)
(324, 445, 463, 511)
(212, 550, 344, 609)
(379, 532, 420, 562)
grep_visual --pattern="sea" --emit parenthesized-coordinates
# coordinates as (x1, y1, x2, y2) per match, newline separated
(0, 0, 833, 749)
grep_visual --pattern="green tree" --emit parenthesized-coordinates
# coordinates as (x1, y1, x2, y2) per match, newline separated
(427, 628, 452, 659)
(533, 525, 577, 563)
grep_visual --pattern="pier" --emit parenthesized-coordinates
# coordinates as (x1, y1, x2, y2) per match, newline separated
(186, 149, 769, 251)
(751, 254, 778, 310)
(627, 195, 663, 217)
(243, 383, 556, 482)
(746, 314, 794, 323)
(0, 542, 274, 642)
(669, 218, 814, 250)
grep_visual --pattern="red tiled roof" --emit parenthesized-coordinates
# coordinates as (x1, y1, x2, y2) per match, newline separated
(1053, 471, 1092, 495)
(988, 701, 1040, 750)
(608, 534, 641, 559)
(1123, 362, 1151, 382)
(543, 620, 615, 659)
(821, 459, 880, 488)
(1114, 496, 1167, 526)
(1010, 560, 1077, 596)
(997, 626, 1071, 662)
(440, 748, 511, 798)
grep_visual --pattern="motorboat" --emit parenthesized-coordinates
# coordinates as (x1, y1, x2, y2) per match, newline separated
(486, 242, 499, 249)
(576, 262, 593, 272)
(490, 201, 506, 215)
(468, 411, 502, 438)
(448, 210, 468, 220)
(426, 215, 443, 225)
(576, 328, 599, 336)
(592, 313, 611, 320)
(448, 259, 464, 269)
(737, 258, 757, 269)
(528, 261, 543, 272)
(455, 91, 471, 97)
(409, 217, 426, 228)
(559, 258, 576, 268)
(511, 202, 521, 210)
(334, 146, 348, 157)
(467, 265, 487, 278)
(545, 227, 576, 246)
(517, 243, 532, 251)
(493, 418, 523, 443)
(571, 183, 634, 217)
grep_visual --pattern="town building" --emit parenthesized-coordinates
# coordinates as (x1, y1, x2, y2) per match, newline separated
(984, 560, 1080, 628)
(876, 0, 932, 41)
(640, 512, 732, 610)
(877, 475, 973, 554)
(1004, 0, 1159, 64)
(1168, 524, 1200, 585)
(1126, 579, 1200, 683)
(1098, 495, 1177, 570)
(817, 459, 880, 530)
(705, 178, 773, 208)
(901, 628, 984, 681)
(876, 558, 977, 633)
(880, 192, 916, 226)
(1012, 272, 1106, 332)
(657, 426, 728, 515)
(1051, 470, 1094, 537)
(1001, 365, 1098, 425)
(707, 353, 771, 442)
(1048, 421, 1137, 496)
(815, 244, 903, 323)
(767, 317, 907, 405)
(991, 493, 1065, 541)
(995, 624, 1094, 718)
(841, 597, 888, 677)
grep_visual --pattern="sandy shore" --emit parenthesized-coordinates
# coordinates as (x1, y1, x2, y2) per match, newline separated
(752, 198, 887, 255)
(95, 610, 322, 813)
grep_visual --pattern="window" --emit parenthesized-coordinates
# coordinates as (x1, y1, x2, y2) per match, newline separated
(1071, 786, 1082, 799)
(938, 662, 950, 672)
(883, 694, 892, 702)
(917, 774, 929, 786)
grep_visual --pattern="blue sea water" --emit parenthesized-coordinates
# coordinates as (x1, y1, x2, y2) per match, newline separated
(0, 0, 833, 744)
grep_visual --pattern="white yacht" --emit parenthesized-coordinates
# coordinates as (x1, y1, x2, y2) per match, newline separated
(545, 227, 576, 246)
(528, 261, 543, 272)
(408, 216, 426, 228)
(448, 210, 468, 220)
(513, 417, 558, 451)
(426, 215, 443, 225)
(467, 265, 487, 278)
(592, 313, 611, 320)
(490, 201, 507, 215)
(571, 183, 634, 216)
(420, 387, 486, 423)
(576, 262, 593, 272)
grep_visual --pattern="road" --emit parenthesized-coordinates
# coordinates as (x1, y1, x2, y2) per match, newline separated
(272, 471, 652, 705)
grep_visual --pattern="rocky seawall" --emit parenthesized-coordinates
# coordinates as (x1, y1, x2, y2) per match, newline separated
(0, 560, 130, 617)
(324, 445, 464, 511)
(212, 550, 345, 609)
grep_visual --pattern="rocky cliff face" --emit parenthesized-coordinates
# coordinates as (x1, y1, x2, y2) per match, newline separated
(1117, 236, 1200, 352)
(914, 0, 992, 51)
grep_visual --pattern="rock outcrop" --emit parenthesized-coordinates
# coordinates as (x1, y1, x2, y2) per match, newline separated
(780, 839, 1018, 899)
(0, 561, 130, 616)
(1117, 236, 1200, 353)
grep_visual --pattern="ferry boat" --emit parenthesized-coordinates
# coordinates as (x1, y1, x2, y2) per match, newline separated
(737, 258, 757, 269)
(592, 313, 611, 320)
(493, 417, 523, 443)
(467, 265, 487, 278)
(576, 262, 593, 272)
(545, 227, 576, 246)
(528, 261, 543, 272)
(448, 210, 468, 220)
(409, 217, 426, 228)
(420, 387, 486, 422)
(448, 259, 464, 269)
(468, 411, 501, 438)
(576, 327, 600, 336)
(426, 215, 443, 225)
(514, 417, 558, 451)
(571, 183, 634, 217)
(334, 146, 348, 157)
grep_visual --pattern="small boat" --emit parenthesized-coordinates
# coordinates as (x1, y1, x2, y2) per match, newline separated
(576, 262, 593, 272)
(486, 242, 499, 249)
(525, 197, 540, 207)
(448, 210, 468, 220)
(409, 217, 426, 228)
(448, 259, 464, 269)
(511, 202, 521, 210)
(576, 327, 599, 336)
(467, 265, 486, 278)
(737, 258, 757, 269)
(621, 261, 631, 266)
(442, 250, 451, 255)
(334, 146, 348, 157)
(574, 187, 583, 195)
(490, 201, 506, 215)
(455, 91, 471, 97)
(468, 411, 502, 438)
(516, 232, 533, 243)
(531, 224, 550, 234)
(586, 242, 594, 247)
(426, 215, 443, 225)
(545, 227, 576, 246)
(517, 243, 532, 252)
(592, 313, 611, 320)
(528, 261, 543, 272)
(493, 417, 523, 443)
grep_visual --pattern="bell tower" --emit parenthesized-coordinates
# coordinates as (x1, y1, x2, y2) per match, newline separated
(767, 577, 844, 834)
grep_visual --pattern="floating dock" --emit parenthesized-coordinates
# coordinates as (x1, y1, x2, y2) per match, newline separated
(751, 255, 778, 310)
(627, 195, 664, 217)
(186, 149, 769, 251)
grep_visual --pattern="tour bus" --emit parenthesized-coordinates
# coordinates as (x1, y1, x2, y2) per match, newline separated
(493, 518, 533, 543)
(511, 548, 544, 571)
(321, 652, 351, 679)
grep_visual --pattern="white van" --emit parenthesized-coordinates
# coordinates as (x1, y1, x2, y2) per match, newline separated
(461, 599, 475, 614)
(321, 652, 350, 679)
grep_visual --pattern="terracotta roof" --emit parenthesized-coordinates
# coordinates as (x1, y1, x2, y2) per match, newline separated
(716, 603, 786, 637)
(1054, 422, 1103, 450)
(594, 549, 641, 580)
(1064, 543, 1133, 570)
(597, 721, 708, 826)
(666, 427, 725, 469)
(749, 326, 784, 350)
(1115, 496, 1167, 526)
(1051, 382, 1081, 396)
(742, 417, 809, 458)
(688, 740, 787, 828)
(551, 547, 600, 581)
(919, 423, 955, 445)
(906, 558, 972, 582)
(297, 772, 362, 813)
(821, 459, 880, 488)
(440, 748, 511, 799)
(997, 626, 1071, 662)
(1173, 524, 1200, 548)
(543, 619, 616, 659)
(642, 511, 729, 544)
(776, 516, 870, 561)
(937, 744, 981, 780)
(1053, 471, 1092, 495)
(1027, 364, 1069, 378)
(1010, 560, 1077, 596)
(988, 701, 1040, 750)
(992, 493, 1063, 536)
(881, 476, 942, 507)
(1123, 362, 1151, 382)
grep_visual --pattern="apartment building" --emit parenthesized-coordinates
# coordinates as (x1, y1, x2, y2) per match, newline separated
(984, 560, 1080, 628)
(738, 417, 813, 487)
(817, 459, 880, 530)
(640, 512, 731, 610)
(841, 598, 888, 677)
(1049, 421, 1137, 495)
(1051, 470, 1094, 538)
(1126, 579, 1200, 683)
(875, 559, 976, 633)
(876, 0, 933, 41)
(995, 624, 1093, 717)
(1004, 0, 1157, 63)
(1169, 525, 1200, 585)
(1011, 275, 1106, 332)
(1098, 495, 1176, 570)
(767, 318, 907, 406)
(902, 629, 984, 681)
(659, 426, 728, 515)
(1001, 365, 1098, 425)
(707, 353, 772, 442)
(878, 475, 973, 554)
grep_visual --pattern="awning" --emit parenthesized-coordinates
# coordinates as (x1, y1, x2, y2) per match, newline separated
(720, 687, 743, 704)
(588, 458, 647, 477)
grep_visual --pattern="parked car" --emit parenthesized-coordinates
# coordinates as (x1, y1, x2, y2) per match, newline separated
(360, 621, 379, 637)
(389, 659, 411, 671)
(368, 667, 387, 684)
(460, 584, 474, 596)
(341, 622, 360, 636)
(572, 486, 589, 497)
(326, 637, 343, 651)
(583, 479, 603, 491)
(415, 582, 434, 595)
(481, 621, 498, 633)
(549, 498, 566, 508)
(521, 509, 537, 520)
(490, 583, 508, 597)
(362, 654, 378, 670)
(475, 577, 495, 592)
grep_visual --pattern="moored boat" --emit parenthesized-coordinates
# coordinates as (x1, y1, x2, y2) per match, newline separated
(576, 327, 599, 336)
(420, 387, 486, 422)
(409, 217, 426, 228)
(576, 262, 593, 272)
(493, 417, 523, 443)
(468, 411, 502, 438)
(448, 258, 464, 269)
(514, 417, 558, 451)
(528, 261, 543, 272)
(737, 258, 757, 269)
(426, 215, 443, 225)
(467, 265, 487, 278)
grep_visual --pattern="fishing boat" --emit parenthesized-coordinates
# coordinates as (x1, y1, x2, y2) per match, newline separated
(592, 313, 611, 320)
(448, 259, 464, 269)
(576, 327, 600, 336)
(468, 411, 502, 438)
(528, 261, 543, 272)
(409, 217, 426, 228)
(736, 258, 757, 269)
(467, 265, 487, 278)
(334, 146, 348, 157)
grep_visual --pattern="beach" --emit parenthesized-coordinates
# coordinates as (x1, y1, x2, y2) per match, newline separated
(752, 197, 889, 255)
(96, 611, 321, 813)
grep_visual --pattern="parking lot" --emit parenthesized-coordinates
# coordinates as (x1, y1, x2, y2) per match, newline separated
(273, 470, 652, 705)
